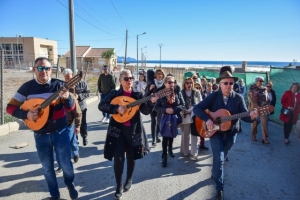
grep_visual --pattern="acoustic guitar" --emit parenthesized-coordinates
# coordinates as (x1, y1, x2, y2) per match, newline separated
(111, 88, 173, 123)
(195, 105, 274, 138)
(21, 71, 83, 131)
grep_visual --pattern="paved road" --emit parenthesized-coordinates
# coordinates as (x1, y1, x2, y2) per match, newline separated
(0, 100, 299, 200)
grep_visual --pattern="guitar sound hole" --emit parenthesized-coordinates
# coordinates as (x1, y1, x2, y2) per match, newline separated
(215, 117, 222, 124)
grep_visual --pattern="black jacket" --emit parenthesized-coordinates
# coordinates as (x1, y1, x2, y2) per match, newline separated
(98, 87, 152, 161)
(193, 90, 254, 135)
(268, 89, 276, 115)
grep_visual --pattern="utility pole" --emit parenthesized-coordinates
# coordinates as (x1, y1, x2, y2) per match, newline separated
(69, 0, 77, 73)
(158, 43, 163, 68)
(136, 32, 146, 75)
(124, 30, 128, 68)
(16, 34, 22, 70)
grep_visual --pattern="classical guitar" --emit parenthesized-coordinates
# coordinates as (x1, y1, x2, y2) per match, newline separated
(111, 88, 173, 123)
(21, 71, 83, 131)
(195, 105, 274, 138)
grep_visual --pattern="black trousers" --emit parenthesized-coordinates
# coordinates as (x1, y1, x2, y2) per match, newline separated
(80, 108, 88, 137)
(284, 116, 294, 139)
(150, 111, 159, 141)
(162, 137, 174, 155)
(114, 125, 136, 187)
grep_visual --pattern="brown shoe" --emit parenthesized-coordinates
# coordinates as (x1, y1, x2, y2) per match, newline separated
(252, 135, 257, 142)
(262, 139, 270, 144)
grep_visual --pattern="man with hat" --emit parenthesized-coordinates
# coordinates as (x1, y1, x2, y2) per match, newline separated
(97, 65, 116, 124)
(248, 76, 269, 144)
(193, 66, 258, 200)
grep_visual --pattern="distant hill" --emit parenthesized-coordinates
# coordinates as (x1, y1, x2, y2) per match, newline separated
(117, 56, 136, 63)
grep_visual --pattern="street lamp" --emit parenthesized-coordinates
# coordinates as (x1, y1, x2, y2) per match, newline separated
(16, 33, 22, 70)
(141, 46, 147, 69)
(158, 43, 163, 68)
(137, 32, 146, 75)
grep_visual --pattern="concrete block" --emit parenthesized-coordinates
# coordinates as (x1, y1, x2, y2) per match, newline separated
(0, 124, 10, 136)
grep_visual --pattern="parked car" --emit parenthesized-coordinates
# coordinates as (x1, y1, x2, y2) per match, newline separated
(52, 65, 65, 73)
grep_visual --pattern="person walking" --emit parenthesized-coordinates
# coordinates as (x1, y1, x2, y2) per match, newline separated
(6, 57, 78, 200)
(145, 69, 166, 146)
(279, 83, 300, 144)
(133, 72, 147, 95)
(154, 75, 185, 167)
(97, 65, 116, 124)
(248, 76, 270, 144)
(64, 69, 90, 146)
(98, 69, 157, 199)
(193, 66, 258, 200)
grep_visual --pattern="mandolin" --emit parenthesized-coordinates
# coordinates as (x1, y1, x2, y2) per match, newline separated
(195, 105, 274, 138)
(21, 71, 83, 131)
(111, 88, 173, 123)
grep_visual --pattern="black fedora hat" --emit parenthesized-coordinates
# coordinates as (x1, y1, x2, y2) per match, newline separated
(216, 66, 239, 83)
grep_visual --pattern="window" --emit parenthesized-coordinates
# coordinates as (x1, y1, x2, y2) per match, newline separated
(2, 44, 12, 54)
(13, 44, 23, 54)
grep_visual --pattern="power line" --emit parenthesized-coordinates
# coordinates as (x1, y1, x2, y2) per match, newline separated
(56, 0, 119, 36)
(109, 0, 128, 29)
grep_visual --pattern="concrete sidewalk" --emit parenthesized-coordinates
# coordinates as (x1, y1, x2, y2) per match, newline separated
(0, 100, 299, 200)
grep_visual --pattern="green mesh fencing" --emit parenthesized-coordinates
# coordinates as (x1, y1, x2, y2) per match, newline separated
(269, 67, 300, 124)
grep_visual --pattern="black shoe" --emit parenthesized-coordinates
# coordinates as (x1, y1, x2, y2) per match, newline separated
(49, 197, 60, 200)
(67, 184, 78, 200)
(225, 157, 229, 162)
(162, 154, 167, 168)
(156, 138, 161, 143)
(124, 180, 132, 191)
(83, 136, 88, 146)
(115, 186, 123, 199)
(215, 190, 224, 200)
(55, 167, 62, 174)
(73, 155, 79, 163)
(199, 145, 209, 151)
(168, 150, 175, 158)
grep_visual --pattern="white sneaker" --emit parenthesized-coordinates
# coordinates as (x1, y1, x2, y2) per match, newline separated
(190, 155, 198, 161)
(101, 117, 106, 122)
(104, 118, 110, 124)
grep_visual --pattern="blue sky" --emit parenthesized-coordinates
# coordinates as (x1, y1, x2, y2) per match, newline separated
(1, 0, 299, 62)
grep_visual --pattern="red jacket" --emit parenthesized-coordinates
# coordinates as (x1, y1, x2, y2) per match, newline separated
(279, 90, 300, 124)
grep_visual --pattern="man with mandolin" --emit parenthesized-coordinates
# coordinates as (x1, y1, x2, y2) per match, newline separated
(98, 69, 160, 200)
(193, 66, 259, 200)
(6, 57, 78, 200)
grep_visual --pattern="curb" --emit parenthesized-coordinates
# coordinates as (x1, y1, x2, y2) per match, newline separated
(0, 96, 100, 137)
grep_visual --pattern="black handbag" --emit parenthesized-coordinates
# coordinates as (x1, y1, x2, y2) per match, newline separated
(281, 107, 293, 117)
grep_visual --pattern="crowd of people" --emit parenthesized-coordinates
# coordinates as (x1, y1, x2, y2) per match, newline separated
(6, 58, 300, 200)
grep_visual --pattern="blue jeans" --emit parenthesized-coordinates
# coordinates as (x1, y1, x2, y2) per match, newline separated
(34, 126, 75, 198)
(210, 133, 237, 191)
(57, 125, 79, 168)
(101, 93, 110, 118)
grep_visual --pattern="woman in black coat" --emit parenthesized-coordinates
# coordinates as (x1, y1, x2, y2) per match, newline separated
(98, 69, 157, 199)
(266, 81, 276, 115)
(154, 75, 185, 168)
(145, 69, 166, 146)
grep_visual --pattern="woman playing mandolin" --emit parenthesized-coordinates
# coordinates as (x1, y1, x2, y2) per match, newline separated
(193, 66, 258, 200)
(98, 69, 158, 200)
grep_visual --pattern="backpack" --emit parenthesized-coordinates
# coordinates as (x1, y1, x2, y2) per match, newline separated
(160, 114, 178, 138)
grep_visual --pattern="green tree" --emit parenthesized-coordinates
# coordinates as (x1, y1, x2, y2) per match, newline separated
(101, 49, 115, 65)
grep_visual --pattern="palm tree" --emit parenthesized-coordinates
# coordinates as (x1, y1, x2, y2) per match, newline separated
(101, 49, 115, 66)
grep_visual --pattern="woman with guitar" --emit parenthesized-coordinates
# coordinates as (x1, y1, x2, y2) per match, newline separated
(193, 66, 258, 200)
(154, 75, 185, 168)
(98, 69, 158, 200)
(145, 69, 166, 146)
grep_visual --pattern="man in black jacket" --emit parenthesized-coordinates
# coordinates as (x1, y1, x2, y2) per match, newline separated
(193, 66, 258, 200)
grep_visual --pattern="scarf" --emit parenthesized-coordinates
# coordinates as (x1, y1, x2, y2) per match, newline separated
(154, 79, 164, 89)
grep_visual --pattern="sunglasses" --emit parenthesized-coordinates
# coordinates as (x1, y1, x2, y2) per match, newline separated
(259, 80, 264, 82)
(221, 81, 234, 86)
(167, 81, 175, 84)
(185, 82, 192, 85)
(36, 66, 51, 72)
(121, 77, 133, 81)
(195, 87, 200, 89)
(266, 86, 271, 88)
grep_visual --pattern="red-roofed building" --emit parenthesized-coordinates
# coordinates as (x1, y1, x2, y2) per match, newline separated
(64, 46, 116, 71)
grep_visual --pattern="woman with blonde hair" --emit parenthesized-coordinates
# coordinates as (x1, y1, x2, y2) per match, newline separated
(145, 69, 166, 146)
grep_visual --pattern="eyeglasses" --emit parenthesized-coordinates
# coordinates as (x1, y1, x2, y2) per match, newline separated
(121, 77, 133, 81)
(185, 82, 192, 85)
(195, 87, 200, 89)
(156, 73, 163, 75)
(167, 81, 175, 84)
(36, 66, 51, 72)
(266, 86, 271, 88)
(221, 81, 234, 86)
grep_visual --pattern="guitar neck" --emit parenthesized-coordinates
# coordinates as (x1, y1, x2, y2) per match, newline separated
(39, 72, 82, 109)
(127, 96, 151, 108)
(221, 111, 250, 122)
